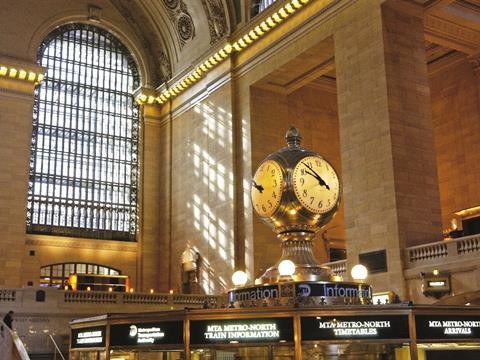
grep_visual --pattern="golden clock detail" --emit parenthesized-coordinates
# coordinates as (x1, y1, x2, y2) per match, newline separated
(251, 127, 342, 284)
(251, 160, 284, 217)
(292, 155, 340, 214)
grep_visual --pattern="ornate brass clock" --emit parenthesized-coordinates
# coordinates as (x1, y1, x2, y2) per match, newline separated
(251, 160, 284, 217)
(292, 155, 340, 214)
(250, 127, 342, 283)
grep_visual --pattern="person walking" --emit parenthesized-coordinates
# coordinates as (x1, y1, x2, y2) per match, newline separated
(3, 310, 14, 329)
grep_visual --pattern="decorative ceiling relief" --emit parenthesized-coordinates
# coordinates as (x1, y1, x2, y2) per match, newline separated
(111, 0, 172, 82)
(201, 0, 229, 44)
(162, 0, 196, 47)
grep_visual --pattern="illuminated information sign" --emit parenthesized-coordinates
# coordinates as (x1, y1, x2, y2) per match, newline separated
(301, 315, 409, 340)
(71, 326, 106, 348)
(416, 315, 480, 339)
(110, 321, 183, 346)
(190, 318, 293, 344)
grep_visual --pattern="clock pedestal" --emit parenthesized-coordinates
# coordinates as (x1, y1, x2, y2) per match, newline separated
(259, 231, 338, 284)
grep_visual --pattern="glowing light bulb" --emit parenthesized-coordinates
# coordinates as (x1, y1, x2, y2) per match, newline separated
(223, 43, 233, 54)
(9, 68, 18, 78)
(351, 264, 368, 281)
(232, 270, 248, 287)
(278, 260, 295, 276)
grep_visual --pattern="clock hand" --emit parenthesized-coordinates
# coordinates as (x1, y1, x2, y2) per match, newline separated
(251, 179, 264, 193)
(302, 162, 330, 190)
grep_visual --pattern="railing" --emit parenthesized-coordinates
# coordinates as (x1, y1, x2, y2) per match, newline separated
(0, 287, 225, 312)
(321, 259, 347, 277)
(0, 320, 29, 360)
(406, 234, 480, 268)
(0, 289, 16, 302)
(48, 334, 66, 360)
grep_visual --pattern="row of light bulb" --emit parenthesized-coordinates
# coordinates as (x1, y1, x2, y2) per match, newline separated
(0, 65, 45, 84)
(136, 0, 313, 106)
(231, 262, 369, 287)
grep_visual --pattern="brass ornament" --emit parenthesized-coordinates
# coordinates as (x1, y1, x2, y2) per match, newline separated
(251, 127, 342, 283)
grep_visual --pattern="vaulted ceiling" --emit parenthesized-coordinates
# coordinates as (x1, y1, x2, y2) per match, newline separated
(109, 0, 480, 88)
(110, 0, 235, 85)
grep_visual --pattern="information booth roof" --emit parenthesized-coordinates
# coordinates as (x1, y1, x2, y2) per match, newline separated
(69, 304, 480, 358)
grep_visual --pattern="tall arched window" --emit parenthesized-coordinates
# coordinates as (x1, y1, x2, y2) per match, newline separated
(26, 24, 140, 241)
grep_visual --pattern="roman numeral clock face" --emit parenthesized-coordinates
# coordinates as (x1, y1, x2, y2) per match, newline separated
(292, 156, 340, 214)
(251, 160, 284, 217)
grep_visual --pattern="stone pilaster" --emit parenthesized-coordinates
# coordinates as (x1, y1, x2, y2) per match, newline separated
(134, 86, 169, 292)
(335, 0, 442, 298)
(0, 56, 44, 287)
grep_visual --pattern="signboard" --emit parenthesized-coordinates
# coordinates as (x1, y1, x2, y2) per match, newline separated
(416, 315, 480, 340)
(190, 318, 293, 344)
(228, 285, 279, 303)
(301, 315, 409, 340)
(295, 282, 372, 299)
(110, 321, 183, 346)
(71, 326, 106, 349)
(227, 282, 372, 307)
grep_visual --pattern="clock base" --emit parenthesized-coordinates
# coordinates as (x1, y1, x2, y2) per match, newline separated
(258, 231, 342, 284)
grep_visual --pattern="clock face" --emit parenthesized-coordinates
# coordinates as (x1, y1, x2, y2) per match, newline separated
(251, 160, 284, 217)
(292, 156, 340, 214)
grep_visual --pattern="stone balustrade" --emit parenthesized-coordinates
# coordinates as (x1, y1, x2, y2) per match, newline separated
(0, 287, 225, 314)
(0, 289, 16, 302)
(322, 259, 347, 277)
(405, 234, 480, 269)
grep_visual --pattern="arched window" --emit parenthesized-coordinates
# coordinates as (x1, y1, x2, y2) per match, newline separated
(250, 0, 276, 17)
(40, 262, 121, 288)
(26, 24, 140, 241)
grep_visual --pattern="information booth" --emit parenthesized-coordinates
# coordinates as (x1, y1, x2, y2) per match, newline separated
(70, 304, 480, 360)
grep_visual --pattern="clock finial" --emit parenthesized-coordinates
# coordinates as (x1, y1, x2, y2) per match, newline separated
(285, 126, 302, 148)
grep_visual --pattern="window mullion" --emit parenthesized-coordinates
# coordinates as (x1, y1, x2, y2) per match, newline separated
(27, 24, 139, 241)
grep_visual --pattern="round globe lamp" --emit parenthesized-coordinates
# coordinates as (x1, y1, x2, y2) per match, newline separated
(351, 264, 368, 282)
(278, 260, 296, 277)
(231, 270, 248, 287)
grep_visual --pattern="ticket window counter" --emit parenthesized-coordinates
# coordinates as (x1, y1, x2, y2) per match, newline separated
(110, 350, 185, 360)
(416, 343, 480, 360)
(70, 350, 107, 360)
(190, 344, 295, 359)
(301, 343, 412, 360)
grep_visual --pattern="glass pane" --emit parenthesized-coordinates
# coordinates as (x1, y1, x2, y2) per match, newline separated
(27, 24, 139, 241)
(301, 343, 411, 360)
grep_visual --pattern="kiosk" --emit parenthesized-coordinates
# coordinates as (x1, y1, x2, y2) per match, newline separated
(69, 129, 480, 359)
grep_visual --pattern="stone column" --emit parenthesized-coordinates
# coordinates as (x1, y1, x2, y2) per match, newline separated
(0, 56, 44, 287)
(335, 0, 442, 298)
(134, 87, 168, 292)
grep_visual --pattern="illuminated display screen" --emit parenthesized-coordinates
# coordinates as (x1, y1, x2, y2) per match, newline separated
(71, 326, 106, 349)
(190, 318, 293, 344)
(301, 315, 409, 340)
(416, 315, 480, 339)
(110, 321, 183, 346)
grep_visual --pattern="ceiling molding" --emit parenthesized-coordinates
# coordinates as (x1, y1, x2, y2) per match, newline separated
(428, 50, 466, 75)
(200, 0, 230, 45)
(424, 14, 480, 54)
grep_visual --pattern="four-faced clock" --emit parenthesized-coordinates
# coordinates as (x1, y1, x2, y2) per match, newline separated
(292, 155, 340, 214)
(251, 159, 284, 217)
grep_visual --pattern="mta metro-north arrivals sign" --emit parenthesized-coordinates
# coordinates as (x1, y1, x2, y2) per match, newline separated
(301, 315, 409, 340)
(190, 317, 294, 344)
(71, 326, 106, 349)
(110, 321, 184, 346)
(416, 315, 480, 340)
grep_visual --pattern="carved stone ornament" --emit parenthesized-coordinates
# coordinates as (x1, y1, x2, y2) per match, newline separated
(200, 0, 228, 44)
(162, 0, 195, 47)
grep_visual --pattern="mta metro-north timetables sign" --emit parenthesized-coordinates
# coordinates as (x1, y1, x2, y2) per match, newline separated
(301, 315, 409, 340)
